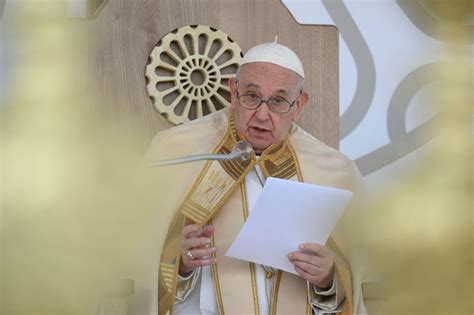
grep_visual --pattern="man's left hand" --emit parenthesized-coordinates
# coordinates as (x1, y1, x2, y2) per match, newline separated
(288, 243, 335, 289)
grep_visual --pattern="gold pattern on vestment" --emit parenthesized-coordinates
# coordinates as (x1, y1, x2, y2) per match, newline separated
(180, 115, 256, 227)
(160, 263, 176, 293)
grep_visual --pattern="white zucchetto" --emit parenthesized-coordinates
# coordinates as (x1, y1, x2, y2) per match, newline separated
(240, 37, 305, 78)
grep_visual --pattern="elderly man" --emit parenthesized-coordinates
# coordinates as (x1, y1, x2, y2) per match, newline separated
(145, 41, 365, 314)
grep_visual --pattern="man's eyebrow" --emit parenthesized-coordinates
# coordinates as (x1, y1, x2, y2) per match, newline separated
(275, 89, 290, 95)
(242, 84, 290, 95)
(243, 83, 260, 90)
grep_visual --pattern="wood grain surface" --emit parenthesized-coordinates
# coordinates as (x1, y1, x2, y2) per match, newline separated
(84, 0, 339, 150)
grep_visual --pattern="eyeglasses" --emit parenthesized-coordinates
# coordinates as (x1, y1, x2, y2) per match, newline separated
(236, 89, 302, 114)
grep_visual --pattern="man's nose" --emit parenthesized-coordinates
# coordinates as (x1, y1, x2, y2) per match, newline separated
(254, 102, 271, 120)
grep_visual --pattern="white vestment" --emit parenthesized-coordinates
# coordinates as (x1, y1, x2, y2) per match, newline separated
(146, 109, 369, 315)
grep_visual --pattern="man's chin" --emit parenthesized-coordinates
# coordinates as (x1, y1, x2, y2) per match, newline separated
(247, 140, 271, 155)
(243, 132, 273, 154)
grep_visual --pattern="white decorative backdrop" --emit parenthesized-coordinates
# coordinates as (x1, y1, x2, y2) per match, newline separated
(283, 0, 473, 193)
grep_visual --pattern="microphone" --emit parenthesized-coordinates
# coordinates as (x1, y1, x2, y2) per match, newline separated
(146, 141, 254, 167)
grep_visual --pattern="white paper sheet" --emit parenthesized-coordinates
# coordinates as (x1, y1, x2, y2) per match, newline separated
(225, 177, 353, 274)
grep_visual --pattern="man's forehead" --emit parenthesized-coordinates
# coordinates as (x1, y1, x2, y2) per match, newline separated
(239, 62, 299, 76)
(239, 82, 291, 95)
(237, 63, 300, 91)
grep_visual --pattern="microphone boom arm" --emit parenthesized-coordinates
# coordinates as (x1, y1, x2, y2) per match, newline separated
(146, 141, 253, 167)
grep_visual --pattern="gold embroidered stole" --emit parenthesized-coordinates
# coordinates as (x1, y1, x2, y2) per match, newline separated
(157, 115, 352, 314)
(158, 115, 255, 314)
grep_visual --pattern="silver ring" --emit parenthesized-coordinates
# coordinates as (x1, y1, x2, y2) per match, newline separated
(186, 250, 194, 260)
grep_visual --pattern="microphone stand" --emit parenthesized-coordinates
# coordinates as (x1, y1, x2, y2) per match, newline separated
(146, 141, 254, 167)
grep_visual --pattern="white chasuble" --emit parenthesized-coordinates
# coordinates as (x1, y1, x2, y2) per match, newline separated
(147, 109, 365, 315)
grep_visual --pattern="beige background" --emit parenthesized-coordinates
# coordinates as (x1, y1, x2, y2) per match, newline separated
(85, 0, 339, 151)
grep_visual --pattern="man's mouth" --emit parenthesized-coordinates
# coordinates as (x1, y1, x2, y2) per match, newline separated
(248, 126, 271, 137)
(251, 126, 269, 132)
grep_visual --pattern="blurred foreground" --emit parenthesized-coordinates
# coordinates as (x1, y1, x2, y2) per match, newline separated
(1, 1, 473, 314)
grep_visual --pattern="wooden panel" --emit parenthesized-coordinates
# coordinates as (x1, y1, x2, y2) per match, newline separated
(85, 0, 339, 149)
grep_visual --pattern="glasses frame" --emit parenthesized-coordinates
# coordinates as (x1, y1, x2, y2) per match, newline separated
(235, 83, 302, 114)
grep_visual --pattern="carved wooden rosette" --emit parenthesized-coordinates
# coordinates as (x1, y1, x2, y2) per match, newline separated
(146, 25, 242, 125)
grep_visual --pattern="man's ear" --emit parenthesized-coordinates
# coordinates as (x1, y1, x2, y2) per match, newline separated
(228, 78, 238, 110)
(292, 91, 309, 122)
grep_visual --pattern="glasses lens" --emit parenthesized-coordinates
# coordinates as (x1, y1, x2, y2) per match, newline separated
(268, 97, 291, 113)
(238, 93, 292, 113)
(239, 94, 261, 109)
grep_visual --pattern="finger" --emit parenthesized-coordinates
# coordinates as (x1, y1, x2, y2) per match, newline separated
(180, 256, 217, 275)
(183, 247, 217, 260)
(182, 224, 200, 239)
(185, 257, 218, 269)
(294, 265, 317, 283)
(291, 260, 320, 276)
(200, 225, 215, 237)
(299, 243, 330, 257)
(182, 236, 213, 250)
(288, 252, 323, 269)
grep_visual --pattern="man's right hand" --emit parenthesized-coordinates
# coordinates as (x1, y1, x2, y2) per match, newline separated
(179, 223, 217, 277)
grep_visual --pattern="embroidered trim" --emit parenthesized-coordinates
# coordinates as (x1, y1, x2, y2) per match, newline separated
(241, 181, 260, 314)
(160, 263, 175, 293)
(270, 270, 283, 315)
(288, 142, 304, 182)
(179, 123, 256, 226)
(306, 301, 312, 315)
(250, 263, 260, 315)
(210, 225, 225, 314)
